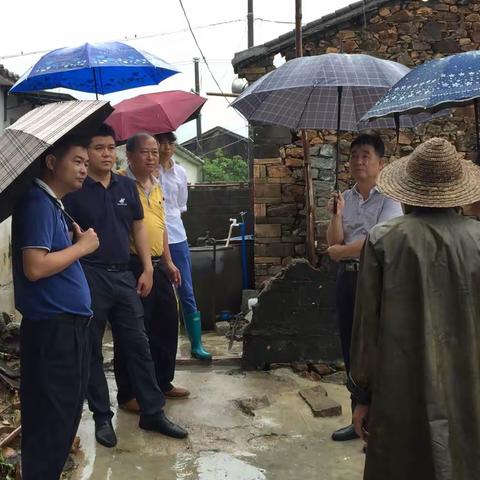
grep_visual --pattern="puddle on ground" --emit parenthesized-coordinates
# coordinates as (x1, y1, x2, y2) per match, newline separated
(76, 449, 266, 480)
(174, 452, 266, 480)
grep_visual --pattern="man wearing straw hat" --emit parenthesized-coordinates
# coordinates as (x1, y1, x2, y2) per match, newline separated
(326, 132, 403, 442)
(350, 137, 480, 479)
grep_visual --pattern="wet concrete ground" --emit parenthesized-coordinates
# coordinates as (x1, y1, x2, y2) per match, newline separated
(73, 357, 365, 480)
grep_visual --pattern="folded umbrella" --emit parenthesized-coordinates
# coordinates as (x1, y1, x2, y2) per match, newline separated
(0, 100, 113, 223)
(106, 90, 207, 141)
(9, 42, 180, 96)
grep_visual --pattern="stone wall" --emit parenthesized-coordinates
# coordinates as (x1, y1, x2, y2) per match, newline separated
(238, 0, 480, 286)
(253, 134, 337, 287)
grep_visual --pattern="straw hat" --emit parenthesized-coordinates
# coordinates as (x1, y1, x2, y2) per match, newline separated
(377, 137, 480, 208)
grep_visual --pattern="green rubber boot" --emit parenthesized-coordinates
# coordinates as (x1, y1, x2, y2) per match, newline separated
(184, 311, 212, 361)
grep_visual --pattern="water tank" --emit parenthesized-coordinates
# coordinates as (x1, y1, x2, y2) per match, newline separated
(190, 244, 243, 330)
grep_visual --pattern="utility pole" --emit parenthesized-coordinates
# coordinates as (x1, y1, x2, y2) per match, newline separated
(295, 0, 302, 57)
(247, 0, 254, 48)
(193, 57, 202, 154)
(295, 0, 317, 265)
(247, 0, 254, 245)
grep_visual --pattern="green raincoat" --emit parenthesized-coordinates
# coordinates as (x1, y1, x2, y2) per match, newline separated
(350, 209, 480, 480)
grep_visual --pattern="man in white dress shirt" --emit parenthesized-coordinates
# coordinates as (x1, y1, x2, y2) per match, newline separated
(155, 132, 211, 360)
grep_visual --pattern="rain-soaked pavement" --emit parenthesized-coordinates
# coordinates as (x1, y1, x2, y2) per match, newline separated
(72, 334, 364, 480)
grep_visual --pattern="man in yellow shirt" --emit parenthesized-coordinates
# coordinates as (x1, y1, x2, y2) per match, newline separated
(116, 132, 189, 408)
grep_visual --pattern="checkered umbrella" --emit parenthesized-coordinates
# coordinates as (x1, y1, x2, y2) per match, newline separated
(232, 54, 436, 131)
(233, 53, 444, 235)
(0, 100, 113, 222)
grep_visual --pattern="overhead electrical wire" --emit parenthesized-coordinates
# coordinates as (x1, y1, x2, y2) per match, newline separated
(177, 0, 231, 106)
(0, 18, 245, 61)
(1, 16, 299, 61)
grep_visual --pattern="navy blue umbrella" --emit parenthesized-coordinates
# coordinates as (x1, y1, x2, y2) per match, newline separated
(10, 42, 180, 97)
(362, 51, 480, 148)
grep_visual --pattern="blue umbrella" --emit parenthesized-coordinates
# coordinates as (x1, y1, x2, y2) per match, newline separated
(362, 51, 480, 148)
(9, 42, 180, 97)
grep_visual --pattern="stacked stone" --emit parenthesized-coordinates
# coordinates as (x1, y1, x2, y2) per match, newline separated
(239, 0, 480, 285)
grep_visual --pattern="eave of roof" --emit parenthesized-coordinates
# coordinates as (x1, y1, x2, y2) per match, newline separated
(182, 125, 249, 150)
(176, 144, 204, 165)
(0, 64, 19, 86)
(232, 0, 395, 71)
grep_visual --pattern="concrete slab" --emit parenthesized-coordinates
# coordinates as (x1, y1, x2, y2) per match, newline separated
(73, 366, 364, 480)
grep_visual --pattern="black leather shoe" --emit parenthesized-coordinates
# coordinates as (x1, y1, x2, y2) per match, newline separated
(331, 424, 359, 441)
(95, 419, 117, 448)
(139, 411, 188, 439)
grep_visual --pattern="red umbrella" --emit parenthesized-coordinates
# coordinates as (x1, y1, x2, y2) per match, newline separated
(106, 90, 207, 141)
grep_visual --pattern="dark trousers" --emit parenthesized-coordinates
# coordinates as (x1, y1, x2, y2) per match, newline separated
(20, 316, 90, 480)
(115, 256, 179, 399)
(336, 268, 358, 413)
(83, 264, 165, 422)
(335, 268, 358, 373)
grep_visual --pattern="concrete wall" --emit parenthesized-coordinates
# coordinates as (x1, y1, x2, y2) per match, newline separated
(173, 152, 202, 184)
(0, 88, 14, 314)
(0, 91, 37, 315)
(183, 183, 252, 244)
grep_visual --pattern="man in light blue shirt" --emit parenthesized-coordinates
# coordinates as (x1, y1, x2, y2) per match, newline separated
(326, 132, 403, 442)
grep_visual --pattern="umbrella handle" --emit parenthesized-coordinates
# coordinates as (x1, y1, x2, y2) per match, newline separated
(333, 197, 338, 215)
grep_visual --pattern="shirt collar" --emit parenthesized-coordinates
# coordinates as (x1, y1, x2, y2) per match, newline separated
(158, 161, 175, 175)
(126, 165, 159, 185)
(352, 184, 379, 198)
(34, 178, 65, 209)
(85, 172, 118, 187)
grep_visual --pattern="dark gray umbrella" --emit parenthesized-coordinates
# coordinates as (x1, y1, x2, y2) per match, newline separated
(232, 54, 440, 196)
(232, 54, 435, 131)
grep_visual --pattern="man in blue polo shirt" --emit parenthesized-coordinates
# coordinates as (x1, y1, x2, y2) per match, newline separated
(12, 135, 99, 480)
(64, 124, 187, 447)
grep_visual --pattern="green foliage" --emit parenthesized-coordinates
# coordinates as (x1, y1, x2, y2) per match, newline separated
(0, 454, 15, 480)
(202, 148, 248, 182)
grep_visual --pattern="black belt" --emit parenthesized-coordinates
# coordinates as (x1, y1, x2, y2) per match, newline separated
(340, 260, 360, 272)
(83, 262, 130, 272)
(130, 255, 164, 268)
(151, 256, 164, 268)
(51, 313, 92, 326)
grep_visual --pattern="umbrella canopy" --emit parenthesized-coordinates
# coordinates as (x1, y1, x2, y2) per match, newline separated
(0, 100, 113, 223)
(106, 90, 207, 141)
(362, 51, 480, 121)
(9, 42, 180, 95)
(232, 54, 435, 130)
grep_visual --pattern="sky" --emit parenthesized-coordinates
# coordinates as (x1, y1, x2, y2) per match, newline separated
(0, 0, 352, 148)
